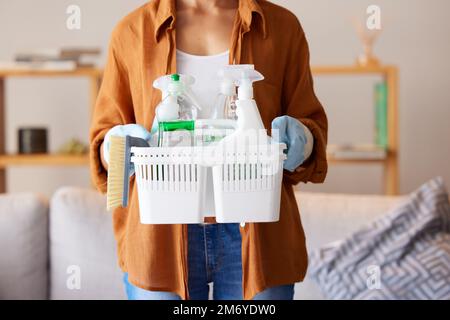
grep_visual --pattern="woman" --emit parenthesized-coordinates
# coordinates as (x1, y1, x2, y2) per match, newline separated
(90, 0, 327, 300)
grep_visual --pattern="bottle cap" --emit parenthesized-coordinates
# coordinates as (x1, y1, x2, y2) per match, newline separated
(171, 74, 180, 82)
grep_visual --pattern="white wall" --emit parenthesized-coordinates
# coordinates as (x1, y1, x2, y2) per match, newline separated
(0, 0, 449, 196)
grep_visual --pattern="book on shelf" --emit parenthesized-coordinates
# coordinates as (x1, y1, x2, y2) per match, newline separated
(327, 144, 387, 160)
(0, 61, 77, 71)
(13, 47, 101, 69)
(15, 47, 101, 60)
(375, 82, 388, 148)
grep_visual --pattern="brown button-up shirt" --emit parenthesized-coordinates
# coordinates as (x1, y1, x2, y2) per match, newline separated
(90, 0, 327, 300)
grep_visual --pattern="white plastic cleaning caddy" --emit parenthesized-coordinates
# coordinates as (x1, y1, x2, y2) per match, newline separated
(212, 143, 286, 223)
(130, 143, 286, 225)
(131, 146, 206, 224)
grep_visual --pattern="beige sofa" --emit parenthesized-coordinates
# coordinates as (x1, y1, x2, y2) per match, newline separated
(0, 187, 405, 300)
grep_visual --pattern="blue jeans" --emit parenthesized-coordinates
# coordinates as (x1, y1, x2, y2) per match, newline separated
(124, 223, 295, 300)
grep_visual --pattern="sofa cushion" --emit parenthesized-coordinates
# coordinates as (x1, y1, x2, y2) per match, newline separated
(294, 190, 404, 300)
(0, 193, 48, 300)
(50, 187, 125, 300)
(308, 177, 450, 300)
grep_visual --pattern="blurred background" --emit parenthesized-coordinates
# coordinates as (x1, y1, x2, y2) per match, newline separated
(0, 0, 449, 197)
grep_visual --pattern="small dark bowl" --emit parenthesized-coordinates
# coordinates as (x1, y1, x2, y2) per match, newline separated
(18, 128, 48, 154)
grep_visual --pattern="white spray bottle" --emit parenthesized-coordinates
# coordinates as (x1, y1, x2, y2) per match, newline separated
(219, 66, 267, 147)
(234, 68, 265, 131)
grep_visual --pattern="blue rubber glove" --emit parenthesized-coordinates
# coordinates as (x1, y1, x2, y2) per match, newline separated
(271, 116, 312, 172)
(103, 124, 152, 167)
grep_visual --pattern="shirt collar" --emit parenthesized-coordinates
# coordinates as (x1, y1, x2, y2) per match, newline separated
(153, 0, 267, 41)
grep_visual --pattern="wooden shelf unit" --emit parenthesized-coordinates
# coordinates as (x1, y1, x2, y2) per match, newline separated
(0, 65, 398, 195)
(0, 154, 89, 167)
(312, 65, 399, 195)
(0, 68, 103, 78)
(0, 68, 102, 192)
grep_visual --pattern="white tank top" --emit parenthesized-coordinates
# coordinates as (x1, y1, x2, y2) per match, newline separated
(176, 49, 230, 119)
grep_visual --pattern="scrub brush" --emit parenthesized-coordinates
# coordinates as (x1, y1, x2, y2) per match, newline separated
(106, 135, 149, 211)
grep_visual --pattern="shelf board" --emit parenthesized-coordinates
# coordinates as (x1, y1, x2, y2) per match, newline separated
(0, 67, 102, 78)
(327, 144, 388, 164)
(327, 157, 387, 164)
(0, 65, 396, 78)
(0, 154, 89, 167)
(0, 156, 387, 168)
(0, 146, 389, 167)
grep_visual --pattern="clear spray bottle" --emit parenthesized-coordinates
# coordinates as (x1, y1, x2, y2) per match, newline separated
(151, 74, 202, 147)
(211, 72, 237, 120)
(195, 65, 258, 146)
(211, 65, 255, 121)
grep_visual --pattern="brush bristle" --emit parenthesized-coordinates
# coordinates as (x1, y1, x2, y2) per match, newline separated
(106, 135, 126, 211)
